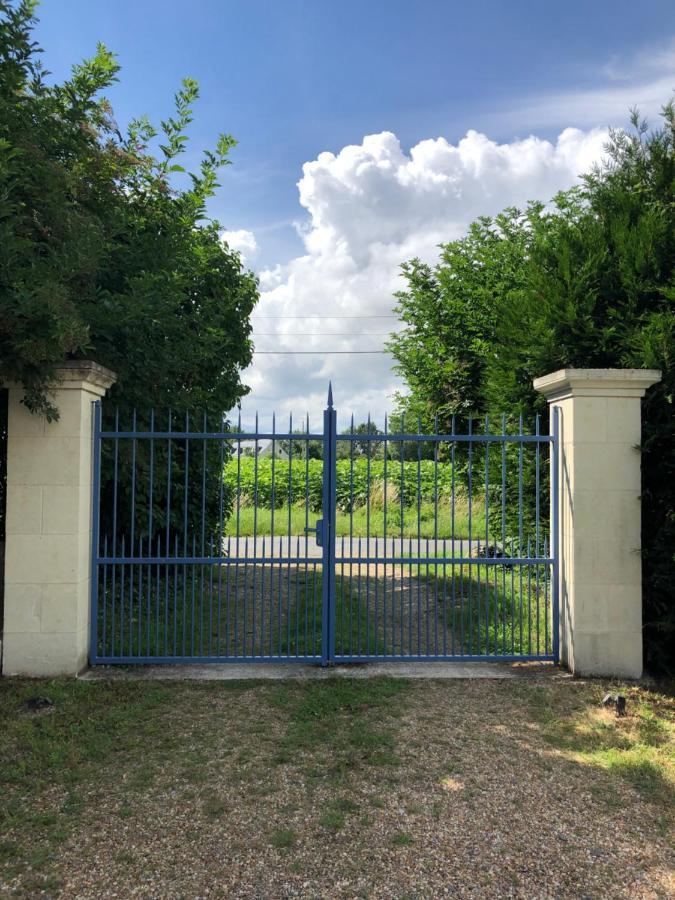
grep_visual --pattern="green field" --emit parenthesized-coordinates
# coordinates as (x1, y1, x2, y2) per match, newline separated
(225, 497, 486, 539)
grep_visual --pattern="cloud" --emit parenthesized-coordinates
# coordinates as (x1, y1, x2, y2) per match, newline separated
(220, 229, 259, 264)
(495, 37, 675, 131)
(238, 125, 609, 429)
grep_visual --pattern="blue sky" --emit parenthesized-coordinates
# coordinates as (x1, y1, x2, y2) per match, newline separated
(33, 1, 675, 422)
(35, 0, 673, 266)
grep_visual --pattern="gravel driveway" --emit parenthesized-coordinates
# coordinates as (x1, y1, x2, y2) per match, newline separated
(1, 677, 673, 899)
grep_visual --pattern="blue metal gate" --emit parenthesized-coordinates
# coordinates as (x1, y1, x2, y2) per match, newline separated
(90, 388, 558, 665)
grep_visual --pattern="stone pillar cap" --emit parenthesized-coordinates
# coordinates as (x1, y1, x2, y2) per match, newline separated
(534, 367, 661, 401)
(52, 360, 117, 394)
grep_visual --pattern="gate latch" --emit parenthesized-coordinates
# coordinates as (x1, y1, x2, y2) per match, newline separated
(305, 519, 323, 547)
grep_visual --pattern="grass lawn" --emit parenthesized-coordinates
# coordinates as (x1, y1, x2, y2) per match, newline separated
(1, 676, 673, 898)
(225, 498, 486, 539)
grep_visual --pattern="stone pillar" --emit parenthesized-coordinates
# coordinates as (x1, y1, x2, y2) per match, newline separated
(2, 361, 116, 676)
(534, 368, 661, 678)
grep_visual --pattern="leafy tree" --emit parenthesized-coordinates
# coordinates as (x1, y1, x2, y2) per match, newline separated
(388, 208, 538, 431)
(279, 429, 323, 460)
(0, 1, 259, 547)
(389, 103, 675, 673)
(337, 421, 383, 459)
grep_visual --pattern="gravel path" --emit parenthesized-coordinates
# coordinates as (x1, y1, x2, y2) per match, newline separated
(3, 678, 672, 899)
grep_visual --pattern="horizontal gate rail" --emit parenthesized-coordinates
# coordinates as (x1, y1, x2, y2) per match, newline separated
(90, 394, 559, 667)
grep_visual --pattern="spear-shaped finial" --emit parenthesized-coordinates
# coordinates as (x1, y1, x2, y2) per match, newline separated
(327, 382, 334, 409)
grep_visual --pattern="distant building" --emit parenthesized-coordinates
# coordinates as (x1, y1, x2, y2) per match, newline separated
(235, 439, 289, 460)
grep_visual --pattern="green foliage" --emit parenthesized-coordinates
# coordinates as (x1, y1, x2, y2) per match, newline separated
(225, 456, 463, 513)
(0, 2, 259, 544)
(389, 102, 675, 673)
(388, 208, 537, 429)
(337, 420, 383, 459)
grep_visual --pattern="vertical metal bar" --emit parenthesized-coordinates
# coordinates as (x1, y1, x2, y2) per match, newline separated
(510, 548, 515, 657)
(433, 420, 439, 657)
(495, 557, 500, 656)
(252, 413, 259, 655)
(147, 408, 155, 656)
(112, 407, 119, 555)
(535, 414, 541, 558)
(190, 534, 196, 656)
(327, 393, 337, 663)
(535, 414, 541, 656)
(484, 414, 489, 552)
(257, 534, 263, 657)
(451, 415, 456, 656)
(543, 535, 549, 655)
(349, 414, 355, 658)
(374, 534, 379, 656)
(111, 407, 119, 657)
(312, 560, 318, 658)
(165, 410, 172, 657)
(337, 533, 343, 658)
(304, 414, 310, 657)
(400, 414, 405, 656)
(217, 417, 224, 657)
(200, 411, 207, 657)
(357, 535, 363, 655)
(241, 530, 249, 657)
(484, 415, 490, 654)
(173, 534, 179, 656)
(477, 533, 482, 654)
(502, 415, 509, 656)
(270, 413, 276, 656)
(232, 407, 242, 657)
(320, 385, 336, 665)
(233, 515, 241, 654)
(441, 530, 448, 657)
(89, 401, 102, 663)
(287, 413, 293, 658)
(366, 413, 372, 657)
(295, 534, 301, 657)
(130, 409, 137, 657)
(209, 535, 214, 657)
(120, 534, 126, 656)
(137, 535, 143, 655)
(551, 406, 560, 663)
(527, 536, 532, 656)
(225, 535, 232, 658)
(156, 534, 161, 657)
(383, 414, 388, 658)
(518, 414, 524, 654)
(425, 536, 431, 656)
(102, 535, 108, 658)
(178, 412, 187, 657)
(467, 416, 473, 654)
(277, 532, 283, 657)
(416, 417, 422, 656)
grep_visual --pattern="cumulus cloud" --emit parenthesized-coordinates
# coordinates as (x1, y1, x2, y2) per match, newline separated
(240, 126, 609, 429)
(220, 229, 259, 264)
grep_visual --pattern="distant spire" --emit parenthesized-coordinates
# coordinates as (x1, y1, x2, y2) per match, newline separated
(327, 382, 334, 408)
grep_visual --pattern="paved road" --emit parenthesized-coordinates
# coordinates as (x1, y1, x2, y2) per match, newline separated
(221, 535, 478, 560)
